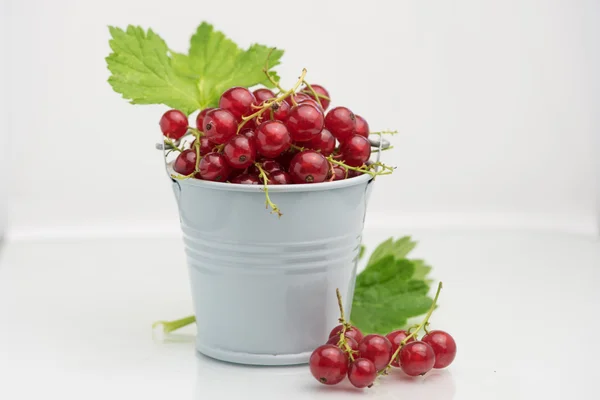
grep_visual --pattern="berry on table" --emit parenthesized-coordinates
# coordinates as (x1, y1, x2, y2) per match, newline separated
(328, 325, 364, 343)
(173, 149, 197, 175)
(289, 151, 329, 184)
(354, 115, 369, 138)
(255, 121, 291, 158)
(285, 103, 324, 142)
(309, 344, 349, 385)
(195, 107, 215, 132)
(357, 334, 393, 371)
(399, 341, 436, 376)
(386, 330, 415, 367)
(223, 135, 256, 169)
(421, 330, 457, 369)
(198, 152, 230, 182)
(326, 335, 359, 353)
(340, 135, 371, 167)
(348, 358, 377, 388)
(240, 128, 256, 141)
(160, 109, 188, 140)
(203, 108, 238, 144)
(325, 106, 356, 142)
(219, 86, 256, 121)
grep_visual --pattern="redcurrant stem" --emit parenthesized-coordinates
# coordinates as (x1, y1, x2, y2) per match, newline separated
(327, 157, 394, 178)
(300, 86, 331, 101)
(328, 162, 335, 182)
(255, 163, 282, 217)
(370, 130, 398, 136)
(372, 146, 394, 153)
(153, 315, 196, 334)
(335, 288, 356, 362)
(381, 282, 443, 375)
(263, 48, 286, 92)
(290, 143, 306, 152)
(164, 139, 183, 153)
(238, 68, 308, 133)
(301, 81, 323, 109)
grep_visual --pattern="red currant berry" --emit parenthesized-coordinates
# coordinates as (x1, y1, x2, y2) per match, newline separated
(326, 335, 359, 353)
(191, 136, 214, 156)
(285, 92, 310, 106)
(348, 358, 377, 388)
(275, 150, 296, 170)
(340, 135, 371, 167)
(421, 330, 457, 369)
(255, 121, 291, 158)
(219, 87, 256, 122)
(289, 151, 329, 184)
(302, 84, 330, 110)
(203, 109, 237, 144)
(240, 128, 256, 141)
(268, 170, 293, 185)
(247, 160, 281, 176)
(357, 334, 393, 371)
(306, 128, 336, 156)
(195, 108, 215, 132)
(354, 115, 369, 138)
(160, 109, 188, 140)
(399, 341, 436, 376)
(272, 100, 291, 122)
(223, 135, 256, 169)
(285, 104, 325, 142)
(330, 165, 347, 181)
(197, 152, 230, 182)
(328, 325, 364, 343)
(230, 173, 260, 185)
(309, 344, 349, 385)
(325, 107, 356, 142)
(252, 88, 275, 103)
(386, 330, 415, 367)
(173, 149, 197, 175)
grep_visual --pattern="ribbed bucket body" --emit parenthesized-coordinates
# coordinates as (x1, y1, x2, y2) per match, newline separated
(171, 169, 374, 365)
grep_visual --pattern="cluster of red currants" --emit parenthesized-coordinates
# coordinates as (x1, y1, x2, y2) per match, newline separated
(310, 285, 456, 389)
(159, 79, 378, 187)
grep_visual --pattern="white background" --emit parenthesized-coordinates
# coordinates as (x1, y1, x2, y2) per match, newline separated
(2, 0, 599, 236)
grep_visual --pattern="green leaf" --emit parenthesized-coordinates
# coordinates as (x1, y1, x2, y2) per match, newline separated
(366, 236, 417, 267)
(351, 236, 435, 334)
(186, 23, 284, 108)
(351, 294, 433, 334)
(106, 22, 283, 114)
(355, 257, 415, 288)
(106, 26, 202, 115)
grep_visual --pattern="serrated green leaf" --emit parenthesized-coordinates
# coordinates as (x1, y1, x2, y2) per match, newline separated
(106, 22, 283, 114)
(411, 259, 433, 286)
(351, 294, 433, 334)
(354, 278, 429, 303)
(186, 24, 284, 108)
(366, 236, 417, 267)
(106, 26, 202, 115)
(356, 257, 415, 288)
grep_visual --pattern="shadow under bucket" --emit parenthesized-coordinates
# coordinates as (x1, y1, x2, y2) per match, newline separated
(168, 166, 376, 366)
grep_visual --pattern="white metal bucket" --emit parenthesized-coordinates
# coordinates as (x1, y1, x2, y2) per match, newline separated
(167, 166, 375, 366)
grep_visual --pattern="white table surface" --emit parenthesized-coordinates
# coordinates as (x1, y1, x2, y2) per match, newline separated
(1, 228, 599, 399)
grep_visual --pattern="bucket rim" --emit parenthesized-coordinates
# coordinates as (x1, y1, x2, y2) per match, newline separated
(166, 163, 373, 193)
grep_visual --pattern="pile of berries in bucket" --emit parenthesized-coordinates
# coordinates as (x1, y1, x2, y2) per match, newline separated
(159, 69, 394, 216)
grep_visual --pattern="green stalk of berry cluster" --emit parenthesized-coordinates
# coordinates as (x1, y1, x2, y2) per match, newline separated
(255, 162, 282, 217)
(335, 288, 358, 362)
(378, 281, 443, 376)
